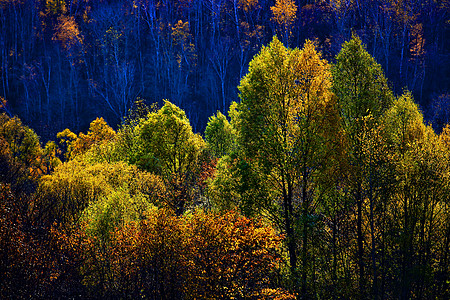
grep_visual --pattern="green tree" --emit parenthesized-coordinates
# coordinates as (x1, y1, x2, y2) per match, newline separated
(333, 35, 393, 127)
(205, 110, 236, 158)
(382, 91, 449, 298)
(35, 159, 163, 226)
(332, 34, 394, 297)
(138, 100, 206, 215)
(99, 100, 154, 165)
(40, 140, 62, 175)
(81, 189, 157, 245)
(237, 36, 339, 296)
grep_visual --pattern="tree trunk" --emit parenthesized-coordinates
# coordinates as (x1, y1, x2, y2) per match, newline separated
(301, 167, 309, 299)
(283, 175, 298, 293)
(357, 186, 365, 297)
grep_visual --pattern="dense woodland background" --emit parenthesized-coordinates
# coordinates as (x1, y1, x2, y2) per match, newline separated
(1, 0, 450, 299)
(0, 0, 449, 139)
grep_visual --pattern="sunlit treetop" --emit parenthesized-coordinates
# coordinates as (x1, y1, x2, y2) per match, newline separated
(205, 111, 236, 158)
(271, 0, 297, 28)
(383, 90, 426, 150)
(139, 100, 205, 179)
(333, 34, 393, 127)
(57, 117, 116, 160)
(0, 113, 42, 170)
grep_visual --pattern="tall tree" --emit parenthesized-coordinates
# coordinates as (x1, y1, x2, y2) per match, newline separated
(332, 34, 394, 298)
(238, 36, 339, 296)
(382, 91, 450, 299)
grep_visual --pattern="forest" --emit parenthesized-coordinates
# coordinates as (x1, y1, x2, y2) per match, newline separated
(1, 0, 450, 299)
(0, 0, 449, 138)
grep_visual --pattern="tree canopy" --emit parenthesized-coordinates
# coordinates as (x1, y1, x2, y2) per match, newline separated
(1, 32, 449, 299)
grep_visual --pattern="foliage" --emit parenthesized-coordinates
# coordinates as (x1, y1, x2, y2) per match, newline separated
(138, 101, 204, 175)
(57, 117, 116, 160)
(81, 209, 291, 299)
(205, 110, 236, 158)
(35, 159, 163, 226)
(138, 100, 206, 214)
(237, 35, 339, 295)
(0, 182, 87, 298)
(271, 0, 297, 28)
(383, 90, 426, 150)
(39, 140, 62, 174)
(81, 189, 157, 244)
(0, 113, 42, 174)
(0, 0, 447, 143)
(0, 20, 449, 298)
(207, 155, 241, 211)
(332, 34, 395, 298)
(333, 34, 394, 128)
(271, 0, 297, 45)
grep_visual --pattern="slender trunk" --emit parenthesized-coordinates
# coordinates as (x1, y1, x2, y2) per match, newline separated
(369, 164, 378, 299)
(332, 214, 337, 298)
(357, 186, 365, 297)
(221, 78, 225, 112)
(301, 167, 309, 299)
(380, 192, 387, 300)
(233, 0, 244, 80)
(440, 217, 450, 297)
(370, 192, 378, 299)
(58, 51, 64, 126)
(44, 61, 51, 125)
(283, 173, 297, 292)
(1, 47, 8, 97)
(401, 191, 411, 300)
(399, 25, 407, 80)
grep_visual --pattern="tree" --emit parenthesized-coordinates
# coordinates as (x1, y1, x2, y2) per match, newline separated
(138, 100, 206, 215)
(237, 36, 339, 296)
(57, 117, 116, 160)
(39, 140, 61, 175)
(333, 34, 393, 127)
(332, 34, 394, 298)
(0, 113, 42, 176)
(204, 110, 236, 158)
(382, 91, 450, 299)
(207, 155, 241, 211)
(270, 0, 297, 46)
(35, 159, 162, 226)
(81, 208, 291, 299)
(0, 184, 53, 298)
(183, 210, 288, 299)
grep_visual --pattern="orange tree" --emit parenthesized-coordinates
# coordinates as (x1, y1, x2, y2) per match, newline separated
(81, 209, 292, 299)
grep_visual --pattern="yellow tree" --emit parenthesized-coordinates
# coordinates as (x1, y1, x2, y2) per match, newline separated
(270, 0, 297, 46)
(82, 209, 292, 298)
(0, 113, 42, 175)
(57, 117, 116, 160)
(383, 91, 450, 298)
(53, 15, 83, 52)
(238, 36, 339, 296)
